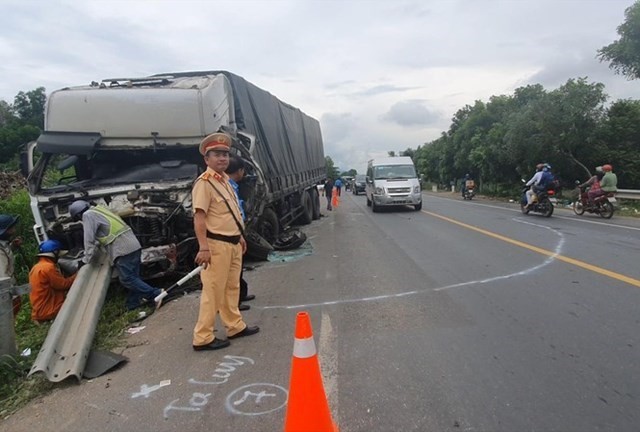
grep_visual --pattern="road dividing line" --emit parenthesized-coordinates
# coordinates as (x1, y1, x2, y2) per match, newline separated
(422, 210, 640, 289)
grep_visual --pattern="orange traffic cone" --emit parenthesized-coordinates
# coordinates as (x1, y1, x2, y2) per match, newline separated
(284, 312, 338, 432)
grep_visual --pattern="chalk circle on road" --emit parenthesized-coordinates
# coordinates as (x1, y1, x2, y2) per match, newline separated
(225, 383, 288, 416)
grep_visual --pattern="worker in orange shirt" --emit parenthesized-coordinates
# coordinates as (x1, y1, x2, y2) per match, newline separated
(29, 240, 77, 322)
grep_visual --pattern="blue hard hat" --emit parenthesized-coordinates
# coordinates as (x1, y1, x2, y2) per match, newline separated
(0, 214, 19, 237)
(37, 239, 67, 258)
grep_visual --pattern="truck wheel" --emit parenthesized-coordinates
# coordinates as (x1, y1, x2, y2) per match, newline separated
(256, 208, 280, 244)
(310, 188, 321, 220)
(297, 191, 313, 225)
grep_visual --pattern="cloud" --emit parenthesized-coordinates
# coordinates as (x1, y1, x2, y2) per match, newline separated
(353, 84, 419, 97)
(381, 100, 441, 127)
(1, 0, 639, 174)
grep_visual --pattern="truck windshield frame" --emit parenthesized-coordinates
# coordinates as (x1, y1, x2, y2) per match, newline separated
(29, 145, 203, 195)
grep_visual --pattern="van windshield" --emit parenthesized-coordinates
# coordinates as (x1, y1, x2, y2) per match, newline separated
(373, 165, 416, 180)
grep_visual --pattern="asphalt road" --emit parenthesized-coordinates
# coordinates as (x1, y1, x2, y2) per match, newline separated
(2, 191, 639, 432)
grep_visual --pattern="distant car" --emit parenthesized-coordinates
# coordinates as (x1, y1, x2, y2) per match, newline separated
(352, 174, 366, 195)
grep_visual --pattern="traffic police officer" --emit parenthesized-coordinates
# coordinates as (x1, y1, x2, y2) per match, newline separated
(192, 132, 260, 351)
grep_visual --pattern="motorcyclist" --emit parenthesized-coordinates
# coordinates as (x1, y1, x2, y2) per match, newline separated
(578, 166, 604, 190)
(538, 163, 555, 193)
(524, 163, 545, 209)
(588, 164, 617, 204)
(578, 166, 604, 207)
(461, 174, 474, 198)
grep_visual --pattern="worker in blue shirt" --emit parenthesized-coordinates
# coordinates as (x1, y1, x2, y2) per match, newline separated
(334, 178, 343, 196)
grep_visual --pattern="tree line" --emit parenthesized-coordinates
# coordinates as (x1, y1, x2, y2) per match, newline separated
(405, 78, 640, 192)
(0, 87, 46, 169)
(401, 1, 640, 192)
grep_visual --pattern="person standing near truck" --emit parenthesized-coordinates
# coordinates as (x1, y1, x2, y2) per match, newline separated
(334, 178, 343, 196)
(324, 178, 334, 211)
(69, 200, 162, 310)
(225, 154, 256, 312)
(192, 132, 259, 351)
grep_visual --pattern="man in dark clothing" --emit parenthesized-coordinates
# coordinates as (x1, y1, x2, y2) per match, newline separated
(324, 178, 334, 211)
(226, 155, 255, 311)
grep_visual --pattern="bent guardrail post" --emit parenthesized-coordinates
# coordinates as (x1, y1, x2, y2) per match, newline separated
(0, 277, 17, 357)
(28, 252, 112, 382)
(0, 278, 31, 358)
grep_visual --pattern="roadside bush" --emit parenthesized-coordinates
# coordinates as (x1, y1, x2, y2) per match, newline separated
(0, 188, 38, 284)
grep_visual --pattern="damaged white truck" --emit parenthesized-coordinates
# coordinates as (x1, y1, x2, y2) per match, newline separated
(22, 71, 326, 278)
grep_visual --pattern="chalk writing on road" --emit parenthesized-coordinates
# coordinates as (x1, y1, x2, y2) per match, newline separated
(131, 380, 172, 399)
(163, 393, 212, 418)
(188, 355, 254, 385)
(146, 355, 288, 419)
(225, 383, 288, 416)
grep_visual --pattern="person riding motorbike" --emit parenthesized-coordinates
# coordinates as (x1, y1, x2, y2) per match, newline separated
(524, 163, 545, 209)
(461, 173, 475, 198)
(578, 166, 604, 189)
(578, 166, 604, 207)
(588, 164, 617, 204)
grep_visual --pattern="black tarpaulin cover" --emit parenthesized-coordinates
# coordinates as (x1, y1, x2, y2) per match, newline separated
(160, 71, 325, 190)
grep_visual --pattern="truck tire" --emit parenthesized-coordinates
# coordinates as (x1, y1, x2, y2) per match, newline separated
(256, 208, 280, 244)
(297, 191, 313, 225)
(310, 188, 321, 220)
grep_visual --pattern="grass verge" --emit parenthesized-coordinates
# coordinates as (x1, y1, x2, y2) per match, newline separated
(0, 287, 146, 420)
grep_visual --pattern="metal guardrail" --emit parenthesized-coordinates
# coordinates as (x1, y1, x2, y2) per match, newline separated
(615, 189, 640, 200)
(28, 252, 112, 382)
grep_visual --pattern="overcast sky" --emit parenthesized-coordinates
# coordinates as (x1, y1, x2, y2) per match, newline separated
(1, 0, 638, 174)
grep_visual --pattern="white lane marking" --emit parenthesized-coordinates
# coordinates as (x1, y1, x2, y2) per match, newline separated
(262, 219, 564, 309)
(319, 312, 339, 422)
(424, 194, 640, 232)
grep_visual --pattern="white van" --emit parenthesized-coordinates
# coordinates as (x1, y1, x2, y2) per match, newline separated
(365, 157, 422, 212)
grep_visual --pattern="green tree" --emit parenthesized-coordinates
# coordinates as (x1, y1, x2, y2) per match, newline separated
(340, 168, 357, 176)
(387, 151, 396, 157)
(598, 1, 640, 79)
(597, 99, 640, 187)
(0, 100, 14, 127)
(325, 156, 340, 179)
(13, 87, 46, 128)
(400, 148, 416, 159)
(0, 87, 46, 166)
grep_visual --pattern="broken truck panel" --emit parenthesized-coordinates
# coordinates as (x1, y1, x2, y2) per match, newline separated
(25, 71, 325, 274)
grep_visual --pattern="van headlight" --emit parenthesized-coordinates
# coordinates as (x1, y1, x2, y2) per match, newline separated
(413, 186, 421, 194)
(375, 187, 384, 195)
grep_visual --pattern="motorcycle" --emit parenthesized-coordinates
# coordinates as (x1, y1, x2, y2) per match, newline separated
(463, 187, 475, 200)
(573, 182, 615, 219)
(520, 184, 556, 217)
